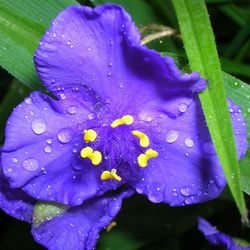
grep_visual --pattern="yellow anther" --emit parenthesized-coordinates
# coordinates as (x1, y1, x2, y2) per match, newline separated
(101, 169, 122, 181)
(106, 221, 117, 232)
(83, 129, 97, 143)
(132, 130, 150, 148)
(80, 146, 102, 166)
(111, 115, 134, 128)
(137, 148, 159, 168)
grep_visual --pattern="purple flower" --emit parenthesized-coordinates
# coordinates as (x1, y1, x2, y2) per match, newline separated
(198, 217, 250, 250)
(0, 3, 248, 250)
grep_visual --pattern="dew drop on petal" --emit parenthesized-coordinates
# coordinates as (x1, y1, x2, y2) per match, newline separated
(180, 186, 191, 197)
(57, 129, 72, 143)
(46, 138, 53, 144)
(67, 105, 78, 115)
(22, 158, 39, 172)
(88, 113, 94, 120)
(166, 130, 179, 143)
(184, 137, 194, 148)
(60, 93, 66, 100)
(184, 196, 194, 205)
(178, 103, 187, 113)
(12, 157, 18, 163)
(172, 188, 178, 197)
(44, 145, 52, 154)
(32, 118, 47, 135)
(25, 98, 32, 104)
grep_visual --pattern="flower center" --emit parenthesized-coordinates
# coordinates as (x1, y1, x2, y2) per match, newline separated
(79, 114, 159, 182)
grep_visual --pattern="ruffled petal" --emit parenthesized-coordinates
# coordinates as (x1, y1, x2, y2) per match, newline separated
(198, 217, 250, 250)
(132, 98, 248, 205)
(0, 152, 34, 222)
(2, 92, 121, 206)
(32, 189, 133, 250)
(34, 4, 205, 117)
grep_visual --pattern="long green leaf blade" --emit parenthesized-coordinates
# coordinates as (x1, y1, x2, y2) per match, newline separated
(172, 0, 248, 220)
(0, 0, 77, 89)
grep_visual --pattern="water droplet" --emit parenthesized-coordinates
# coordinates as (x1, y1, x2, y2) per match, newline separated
(22, 158, 39, 172)
(72, 148, 78, 153)
(46, 138, 53, 144)
(178, 103, 187, 113)
(67, 105, 78, 115)
(88, 113, 94, 120)
(60, 93, 66, 100)
(184, 138, 194, 148)
(166, 130, 179, 143)
(184, 196, 194, 205)
(52, 32, 57, 38)
(119, 83, 124, 89)
(12, 157, 18, 163)
(180, 186, 191, 197)
(44, 145, 52, 154)
(57, 129, 72, 143)
(107, 71, 112, 77)
(25, 98, 32, 104)
(172, 188, 178, 197)
(32, 118, 47, 135)
(108, 62, 112, 67)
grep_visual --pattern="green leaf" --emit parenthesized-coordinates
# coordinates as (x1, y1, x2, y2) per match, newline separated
(33, 201, 68, 227)
(0, 79, 30, 143)
(172, 0, 248, 220)
(0, 0, 77, 89)
(223, 73, 250, 196)
(240, 149, 250, 196)
(224, 73, 250, 138)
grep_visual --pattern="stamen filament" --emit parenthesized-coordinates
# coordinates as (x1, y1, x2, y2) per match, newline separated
(101, 169, 122, 181)
(111, 115, 134, 128)
(137, 148, 158, 168)
(132, 130, 150, 147)
(80, 146, 102, 166)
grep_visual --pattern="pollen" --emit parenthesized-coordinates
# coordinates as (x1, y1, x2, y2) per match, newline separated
(101, 169, 122, 181)
(106, 221, 117, 232)
(83, 129, 97, 143)
(80, 146, 102, 165)
(111, 115, 134, 128)
(137, 148, 159, 168)
(132, 130, 150, 147)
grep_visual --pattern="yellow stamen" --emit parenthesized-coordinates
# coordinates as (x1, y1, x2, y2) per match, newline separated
(132, 130, 150, 147)
(111, 115, 134, 128)
(106, 221, 117, 232)
(101, 169, 122, 181)
(137, 148, 158, 168)
(83, 129, 97, 143)
(80, 146, 102, 166)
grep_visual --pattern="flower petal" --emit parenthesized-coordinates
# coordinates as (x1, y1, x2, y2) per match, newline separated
(32, 189, 133, 250)
(2, 92, 121, 206)
(34, 4, 205, 117)
(198, 217, 250, 250)
(0, 152, 34, 222)
(132, 98, 248, 205)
